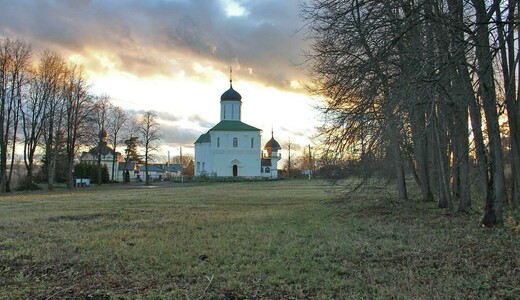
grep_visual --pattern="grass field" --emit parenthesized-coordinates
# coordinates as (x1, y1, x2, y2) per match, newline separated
(0, 180, 519, 299)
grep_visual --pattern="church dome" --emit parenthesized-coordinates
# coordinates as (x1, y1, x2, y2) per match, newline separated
(265, 137, 281, 151)
(221, 85, 242, 102)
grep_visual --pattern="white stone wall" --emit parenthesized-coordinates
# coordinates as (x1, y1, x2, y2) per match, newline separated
(209, 130, 261, 177)
(194, 141, 211, 176)
(271, 149, 279, 178)
(220, 100, 242, 121)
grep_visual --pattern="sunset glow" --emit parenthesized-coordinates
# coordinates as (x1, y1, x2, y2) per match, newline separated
(0, 0, 317, 161)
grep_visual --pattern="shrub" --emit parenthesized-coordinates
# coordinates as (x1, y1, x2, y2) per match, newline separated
(74, 162, 110, 184)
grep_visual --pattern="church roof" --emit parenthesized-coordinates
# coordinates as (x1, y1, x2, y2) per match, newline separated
(265, 137, 281, 150)
(139, 165, 166, 173)
(210, 120, 261, 132)
(118, 161, 137, 171)
(220, 85, 242, 102)
(163, 164, 183, 172)
(195, 132, 211, 144)
(85, 142, 119, 157)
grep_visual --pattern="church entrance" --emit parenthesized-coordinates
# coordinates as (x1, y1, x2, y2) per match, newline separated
(232, 165, 238, 177)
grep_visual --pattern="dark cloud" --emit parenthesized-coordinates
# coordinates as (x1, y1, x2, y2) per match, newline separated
(124, 109, 210, 146)
(125, 109, 179, 122)
(188, 114, 214, 129)
(0, 0, 308, 88)
(161, 123, 202, 147)
(155, 111, 181, 123)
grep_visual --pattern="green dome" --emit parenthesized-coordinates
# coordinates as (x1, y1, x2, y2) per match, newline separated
(221, 85, 242, 102)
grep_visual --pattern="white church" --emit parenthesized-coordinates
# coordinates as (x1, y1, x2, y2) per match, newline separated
(194, 80, 281, 178)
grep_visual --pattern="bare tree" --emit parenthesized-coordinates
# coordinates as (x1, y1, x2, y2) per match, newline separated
(21, 61, 48, 190)
(0, 38, 31, 192)
(282, 139, 300, 177)
(301, 0, 517, 226)
(302, 0, 410, 200)
(138, 110, 161, 185)
(90, 95, 111, 185)
(471, 0, 507, 225)
(495, 0, 520, 207)
(121, 115, 140, 183)
(108, 105, 128, 182)
(63, 64, 93, 188)
(37, 50, 67, 191)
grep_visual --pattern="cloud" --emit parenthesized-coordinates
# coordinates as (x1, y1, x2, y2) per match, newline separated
(124, 109, 212, 146)
(188, 114, 214, 129)
(0, 0, 309, 89)
(160, 123, 201, 147)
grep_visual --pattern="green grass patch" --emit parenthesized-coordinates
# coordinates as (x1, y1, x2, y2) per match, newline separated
(0, 180, 519, 299)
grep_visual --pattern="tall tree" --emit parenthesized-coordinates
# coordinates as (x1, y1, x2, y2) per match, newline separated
(138, 110, 161, 185)
(108, 105, 128, 182)
(302, 0, 519, 226)
(471, 0, 507, 225)
(0, 38, 31, 192)
(121, 115, 140, 182)
(22, 59, 49, 190)
(62, 64, 92, 189)
(37, 50, 66, 191)
(302, 0, 410, 200)
(91, 95, 111, 185)
(495, 0, 520, 206)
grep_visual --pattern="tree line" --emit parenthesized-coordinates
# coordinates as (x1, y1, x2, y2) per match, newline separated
(0, 38, 162, 192)
(302, 0, 519, 226)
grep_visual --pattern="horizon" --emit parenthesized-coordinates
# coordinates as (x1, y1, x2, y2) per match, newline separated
(0, 0, 320, 163)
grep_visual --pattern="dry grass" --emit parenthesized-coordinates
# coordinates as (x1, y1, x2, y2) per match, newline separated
(0, 180, 519, 299)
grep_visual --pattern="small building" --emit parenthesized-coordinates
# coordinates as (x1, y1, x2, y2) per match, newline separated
(163, 164, 183, 179)
(116, 161, 138, 182)
(138, 165, 166, 182)
(261, 132, 282, 178)
(80, 130, 123, 181)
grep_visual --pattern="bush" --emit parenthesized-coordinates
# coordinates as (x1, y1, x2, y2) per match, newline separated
(74, 162, 110, 184)
(15, 177, 42, 191)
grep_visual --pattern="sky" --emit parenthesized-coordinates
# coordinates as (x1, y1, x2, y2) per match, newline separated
(0, 0, 319, 160)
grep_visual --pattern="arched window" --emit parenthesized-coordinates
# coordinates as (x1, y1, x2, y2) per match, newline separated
(233, 137, 238, 147)
(265, 167, 271, 173)
(196, 162, 200, 173)
(251, 137, 254, 148)
(202, 162, 205, 171)
(217, 137, 220, 148)
(231, 105, 235, 119)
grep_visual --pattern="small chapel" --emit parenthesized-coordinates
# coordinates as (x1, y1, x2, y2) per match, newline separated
(194, 76, 281, 178)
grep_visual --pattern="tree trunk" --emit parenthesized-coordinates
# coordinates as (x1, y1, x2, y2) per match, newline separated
(67, 153, 75, 189)
(411, 102, 433, 202)
(26, 162, 34, 191)
(472, 0, 507, 224)
(467, 68, 489, 203)
(496, 0, 520, 206)
(111, 136, 118, 182)
(454, 104, 471, 212)
(387, 106, 408, 201)
(447, 0, 471, 212)
(145, 148, 149, 185)
(433, 107, 451, 209)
